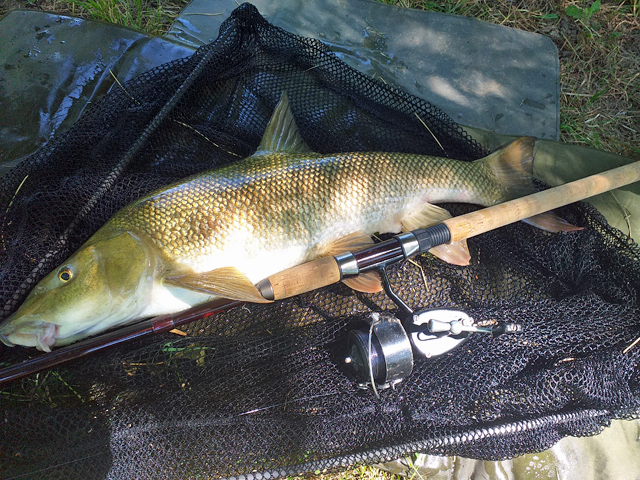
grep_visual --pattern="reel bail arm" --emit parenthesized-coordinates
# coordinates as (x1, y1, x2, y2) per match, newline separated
(345, 265, 522, 394)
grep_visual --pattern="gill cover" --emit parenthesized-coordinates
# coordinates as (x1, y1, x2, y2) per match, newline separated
(0, 231, 155, 351)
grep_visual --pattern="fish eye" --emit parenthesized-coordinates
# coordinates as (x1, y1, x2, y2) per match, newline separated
(58, 267, 73, 282)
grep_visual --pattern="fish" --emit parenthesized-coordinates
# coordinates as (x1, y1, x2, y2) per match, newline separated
(0, 94, 579, 351)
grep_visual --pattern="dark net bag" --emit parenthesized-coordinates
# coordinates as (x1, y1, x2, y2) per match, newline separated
(1, 4, 639, 479)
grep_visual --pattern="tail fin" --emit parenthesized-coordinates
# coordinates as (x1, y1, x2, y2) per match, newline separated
(479, 137, 581, 233)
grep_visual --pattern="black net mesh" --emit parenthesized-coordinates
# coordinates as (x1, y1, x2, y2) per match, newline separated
(1, 4, 639, 479)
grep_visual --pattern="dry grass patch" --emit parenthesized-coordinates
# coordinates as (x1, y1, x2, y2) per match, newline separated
(558, 1, 639, 156)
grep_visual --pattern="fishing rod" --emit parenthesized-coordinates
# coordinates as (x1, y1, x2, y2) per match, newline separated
(1, 157, 639, 387)
(256, 157, 640, 302)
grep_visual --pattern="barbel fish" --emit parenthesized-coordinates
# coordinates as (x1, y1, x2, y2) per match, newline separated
(0, 95, 578, 351)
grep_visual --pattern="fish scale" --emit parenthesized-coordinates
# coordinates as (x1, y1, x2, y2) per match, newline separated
(110, 151, 500, 264)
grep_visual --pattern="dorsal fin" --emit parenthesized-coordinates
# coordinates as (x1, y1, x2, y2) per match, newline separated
(254, 92, 313, 155)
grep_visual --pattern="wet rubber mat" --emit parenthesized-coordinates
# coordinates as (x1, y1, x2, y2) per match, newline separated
(1, 0, 560, 169)
(0, 10, 193, 166)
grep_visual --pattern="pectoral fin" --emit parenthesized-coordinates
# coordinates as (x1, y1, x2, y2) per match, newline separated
(318, 231, 383, 293)
(342, 272, 383, 294)
(400, 203, 471, 266)
(165, 267, 271, 303)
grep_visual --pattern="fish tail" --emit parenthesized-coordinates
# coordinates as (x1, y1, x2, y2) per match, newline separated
(478, 137, 581, 232)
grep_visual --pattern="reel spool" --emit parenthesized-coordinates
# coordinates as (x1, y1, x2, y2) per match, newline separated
(345, 313, 413, 395)
(345, 309, 473, 395)
(345, 309, 521, 395)
(344, 268, 521, 395)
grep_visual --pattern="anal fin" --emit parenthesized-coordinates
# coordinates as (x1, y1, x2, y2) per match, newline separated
(165, 266, 271, 303)
(400, 202, 471, 266)
(523, 212, 583, 232)
(428, 243, 471, 266)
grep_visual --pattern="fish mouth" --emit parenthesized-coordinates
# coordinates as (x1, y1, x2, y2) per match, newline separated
(0, 322, 59, 353)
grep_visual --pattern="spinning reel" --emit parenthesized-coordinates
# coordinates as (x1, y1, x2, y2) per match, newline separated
(344, 268, 521, 396)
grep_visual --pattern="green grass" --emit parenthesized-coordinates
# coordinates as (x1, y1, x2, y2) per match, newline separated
(1, 0, 190, 36)
(68, 0, 190, 35)
(289, 464, 403, 480)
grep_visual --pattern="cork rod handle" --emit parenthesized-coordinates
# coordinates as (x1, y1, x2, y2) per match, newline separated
(261, 159, 640, 301)
(265, 256, 341, 300)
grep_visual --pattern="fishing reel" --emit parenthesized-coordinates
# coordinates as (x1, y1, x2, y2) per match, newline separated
(344, 268, 521, 396)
